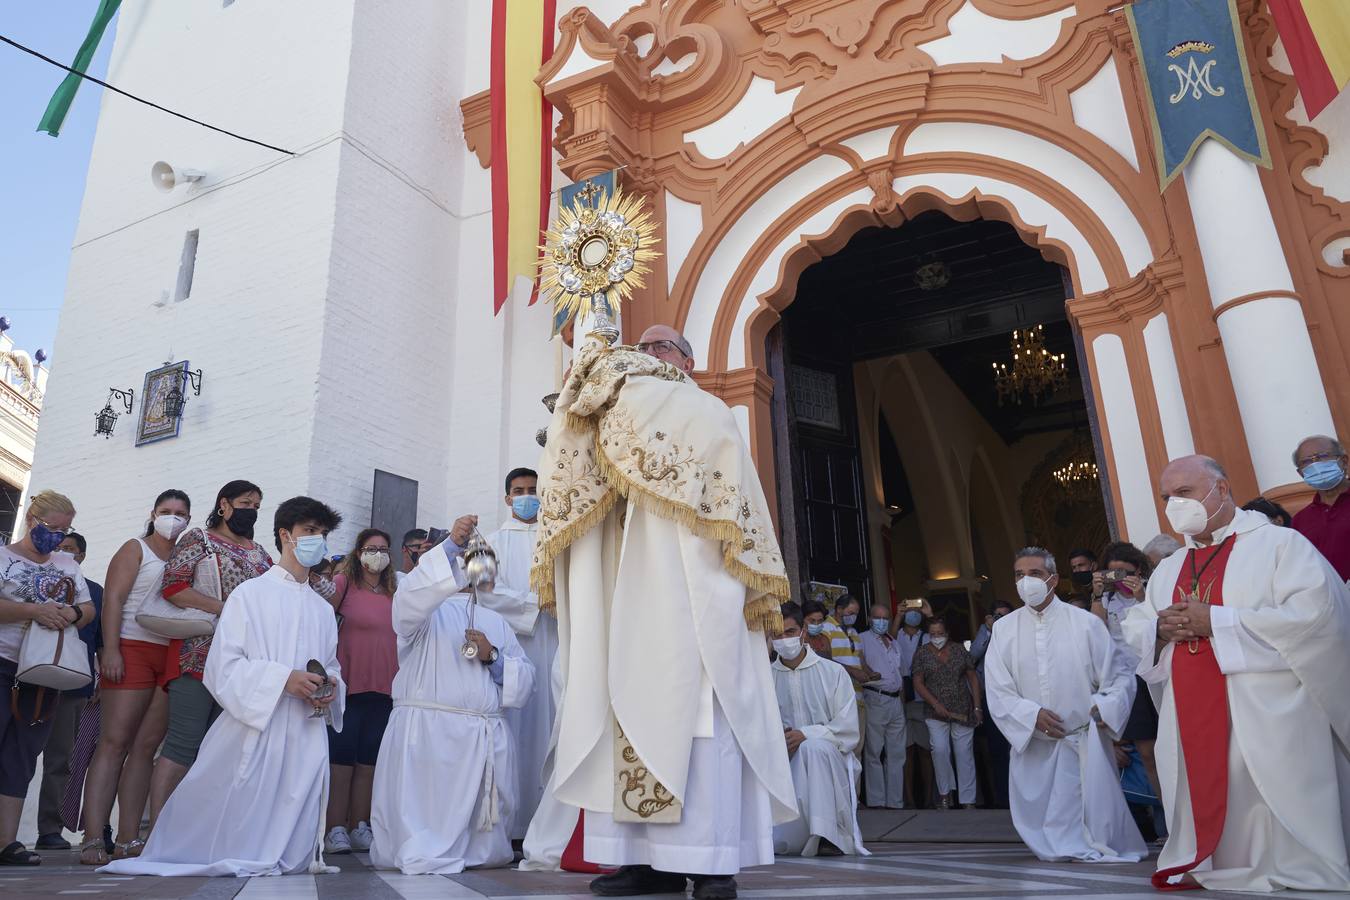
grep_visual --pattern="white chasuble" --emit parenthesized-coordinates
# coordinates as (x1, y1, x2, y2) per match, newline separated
(479, 517, 558, 839)
(1122, 509, 1350, 892)
(370, 543, 536, 875)
(985, 598, 1145, 863)
(771, 649, 867, 857)
(102, 567, 346, 877)
(533, 347, 797, 875)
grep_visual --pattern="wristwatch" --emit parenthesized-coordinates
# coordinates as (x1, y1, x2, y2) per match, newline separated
(481, 646, 500, 665)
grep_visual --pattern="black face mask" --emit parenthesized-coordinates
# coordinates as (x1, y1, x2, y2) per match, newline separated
(224, 507, 258, 538)
(1070, 571, 1094, 587)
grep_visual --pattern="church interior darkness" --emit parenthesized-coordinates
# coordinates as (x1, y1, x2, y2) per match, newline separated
(774, 211, 1111, 639)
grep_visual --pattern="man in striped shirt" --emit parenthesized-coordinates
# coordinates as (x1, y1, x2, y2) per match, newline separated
(823, 596, 874, 759)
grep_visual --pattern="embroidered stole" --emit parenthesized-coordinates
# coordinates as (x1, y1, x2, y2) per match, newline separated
(613, 718, 682, 824)
(1152, 538, 1237, 891)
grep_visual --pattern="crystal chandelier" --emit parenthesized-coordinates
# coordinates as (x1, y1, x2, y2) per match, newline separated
(992, 324, 1067, 405)
(1053, 459, 1099, 500)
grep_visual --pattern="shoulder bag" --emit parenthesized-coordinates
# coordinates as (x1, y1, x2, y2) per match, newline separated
(136, 529, 224, 639)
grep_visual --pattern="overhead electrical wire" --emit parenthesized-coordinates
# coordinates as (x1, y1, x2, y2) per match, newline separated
(0, 33, 295, 156)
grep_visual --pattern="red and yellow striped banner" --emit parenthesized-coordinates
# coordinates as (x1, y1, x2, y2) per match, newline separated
(1268, 0, 1350, 119)
(491, 0, 557, 313)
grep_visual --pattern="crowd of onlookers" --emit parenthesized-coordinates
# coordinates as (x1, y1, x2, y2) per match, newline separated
(0, 433, 1346, 866)
(767, 433, 1350, 853)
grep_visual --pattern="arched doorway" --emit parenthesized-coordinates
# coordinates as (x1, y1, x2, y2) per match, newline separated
(775, 211, 1110, 621)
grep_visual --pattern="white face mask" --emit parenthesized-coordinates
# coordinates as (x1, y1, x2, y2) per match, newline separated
(1016, 575, 1051, 607)
(772, 636, 803, 659)
(153, 514, 188, 541)
(930, 636, 948, 649)
(1165, 483, 1220, 536)
(360, 550, 391, 573)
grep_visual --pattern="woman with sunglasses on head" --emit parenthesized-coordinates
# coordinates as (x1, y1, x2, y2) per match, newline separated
(0, 491, 93, 866)
(323, 528, 399, 856)
(146, 480, 271, 830)
(77, 490, 191, 866)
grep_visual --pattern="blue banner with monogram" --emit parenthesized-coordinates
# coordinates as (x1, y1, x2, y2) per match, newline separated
(1126, 0, 1271, 190)
(551, 169, 619, 336)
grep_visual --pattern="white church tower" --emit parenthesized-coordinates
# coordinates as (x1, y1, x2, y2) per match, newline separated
(30, 0, 561, 572)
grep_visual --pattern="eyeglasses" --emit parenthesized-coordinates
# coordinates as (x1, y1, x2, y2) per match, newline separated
(32, 517, 67, 535)
(1297, 451, 1344, 471)
(360, 547, 390, 555)
(635, 340, 688, 358)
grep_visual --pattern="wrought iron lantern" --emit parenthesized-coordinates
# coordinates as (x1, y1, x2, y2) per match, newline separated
(163, 368, 203, 420)
(94, 388, 134, 438)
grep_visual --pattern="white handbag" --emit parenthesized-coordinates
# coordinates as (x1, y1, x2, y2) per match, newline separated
(15, 575, 91, 725)
(136, 529, 223, 639)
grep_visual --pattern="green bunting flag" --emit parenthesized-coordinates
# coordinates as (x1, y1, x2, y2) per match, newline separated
(36, 0, 121, 137)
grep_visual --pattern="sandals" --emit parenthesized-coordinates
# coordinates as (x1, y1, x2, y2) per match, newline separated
(111, 839, 145, 860)
(0, 841, 41, 866)
(79, 838, 108, 866)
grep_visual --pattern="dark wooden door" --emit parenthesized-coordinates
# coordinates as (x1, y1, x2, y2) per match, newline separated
(785, 360, 872, 606)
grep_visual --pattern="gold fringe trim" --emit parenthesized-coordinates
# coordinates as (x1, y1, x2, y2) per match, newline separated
(532, 400, 790, 637)
(531, 487, 618, 617)
(591, 433, 789, 635)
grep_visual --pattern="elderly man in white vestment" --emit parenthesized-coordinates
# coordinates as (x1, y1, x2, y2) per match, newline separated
(474, 465, 557, 840)
(369, 514, 537, 875)
(1122, 455, 1350, 892)
(770, 603, 866, 858)
(531, 325, 795, 900)
(103, 497, 347, 877)
(985, 547, 1145, 864)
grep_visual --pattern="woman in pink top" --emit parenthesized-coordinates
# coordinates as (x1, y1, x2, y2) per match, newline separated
(323, 528, 399, 855)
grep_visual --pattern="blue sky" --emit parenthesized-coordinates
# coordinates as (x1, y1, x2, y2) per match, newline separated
(0, 3, 117, 363)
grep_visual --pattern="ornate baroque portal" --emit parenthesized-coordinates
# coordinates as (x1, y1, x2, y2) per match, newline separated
(462, 0, 1350, 547)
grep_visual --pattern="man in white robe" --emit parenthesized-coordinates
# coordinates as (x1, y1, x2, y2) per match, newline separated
(477, 466, 557, 840)
(770, 602, 866, 858)
(534, 326, 795, 900)
(370, 514, 537, 875)
(1122, 454, 1350, 892)
(985, 546, 1145, 864)
(103, 497, 347, 877)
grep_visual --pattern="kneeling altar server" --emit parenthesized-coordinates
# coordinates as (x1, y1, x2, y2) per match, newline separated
(370, 514, 536, 875)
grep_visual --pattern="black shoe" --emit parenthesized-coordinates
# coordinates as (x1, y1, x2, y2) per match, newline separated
(692, 875, 737, 900)
(34, 833, 70, 850)
(590, 864, 688, 896)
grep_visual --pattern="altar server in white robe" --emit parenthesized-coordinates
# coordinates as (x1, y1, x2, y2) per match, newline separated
(103, 498, 346, 877)
(985, 546, 1145, 864)
(477, 466, 557, 839)
(370, 514, 536, 875)
(536, 326, 796, 900)
(1122, 455, 1350, 892)
(770, 602, 866, 858)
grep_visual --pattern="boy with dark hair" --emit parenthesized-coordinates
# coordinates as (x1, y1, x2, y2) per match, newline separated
(105, 497, 347, 877)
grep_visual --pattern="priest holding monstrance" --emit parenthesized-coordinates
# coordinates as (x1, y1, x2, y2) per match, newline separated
(531, 326, 796, 900)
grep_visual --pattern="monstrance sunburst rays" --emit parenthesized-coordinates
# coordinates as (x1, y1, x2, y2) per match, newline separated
(539, 186, 661, 338)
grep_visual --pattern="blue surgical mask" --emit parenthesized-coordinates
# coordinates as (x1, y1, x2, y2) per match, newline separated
(904, 610, 923, 627)
(292, 534, 328, 568)
(1302, 459, 1346, 492)
(841, 613, 857, 627)
(30, 521, 66, 555)
(806, 622, 825, 636)
(871, 619, 889, 634)
(512, 495, 541, 521)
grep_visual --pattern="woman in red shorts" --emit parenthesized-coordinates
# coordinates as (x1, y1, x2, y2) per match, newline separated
(78, 489, 191, 865)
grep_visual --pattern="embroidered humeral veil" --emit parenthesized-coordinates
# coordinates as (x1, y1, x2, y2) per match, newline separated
(530, 344, 789, 633)
(531, 342, 796, 831)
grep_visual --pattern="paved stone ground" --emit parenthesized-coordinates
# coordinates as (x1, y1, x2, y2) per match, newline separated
(3, 843, 1343, 900)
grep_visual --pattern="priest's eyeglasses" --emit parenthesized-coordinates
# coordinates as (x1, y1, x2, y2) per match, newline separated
(1296, 450, 1344, 472)
(635, 339, 688, 358)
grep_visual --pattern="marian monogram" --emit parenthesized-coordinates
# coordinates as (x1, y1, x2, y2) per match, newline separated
(1166, 41, 1226, 104)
